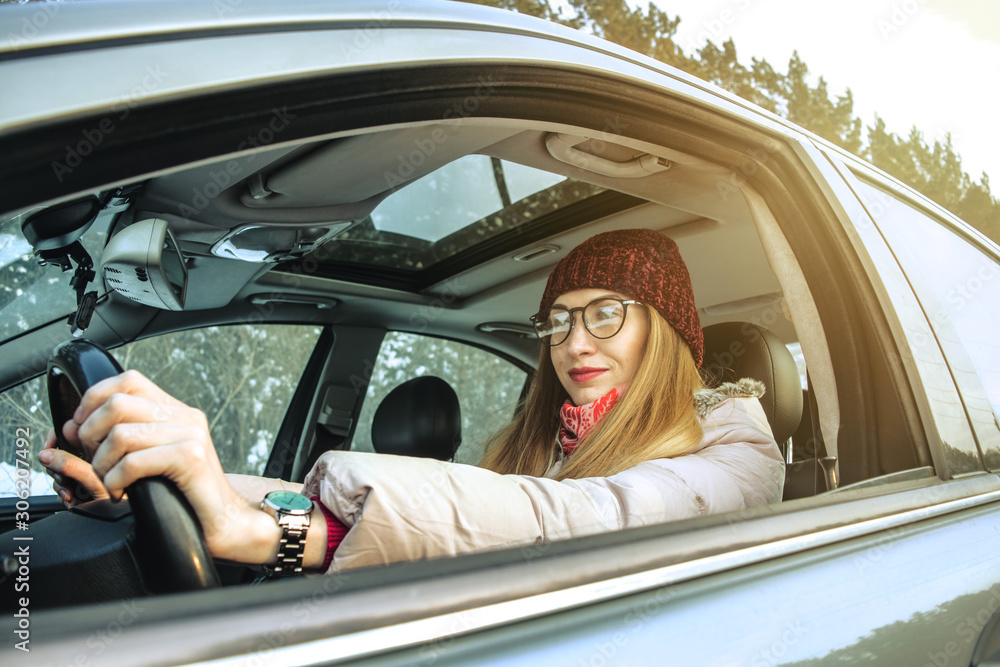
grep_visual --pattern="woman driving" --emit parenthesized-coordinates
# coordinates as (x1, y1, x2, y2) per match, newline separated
(39, 228, 784, 573)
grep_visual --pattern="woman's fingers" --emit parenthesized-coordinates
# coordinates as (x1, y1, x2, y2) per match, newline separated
(69, 391, 207, 461)
(37, 442, 109, 505)
(68, 375, 222, 505)
(99, 439, 200, 499)
(89, 422, 211, 485)
(43, 371, 211, 505)
(74, 370, 187, 426)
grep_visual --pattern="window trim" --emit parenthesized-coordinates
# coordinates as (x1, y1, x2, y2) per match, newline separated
(206, 482, 1000, 667)
(23, 475, 1000, 665)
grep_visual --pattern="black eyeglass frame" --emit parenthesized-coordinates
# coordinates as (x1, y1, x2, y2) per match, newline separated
(530, 298, 645, 346)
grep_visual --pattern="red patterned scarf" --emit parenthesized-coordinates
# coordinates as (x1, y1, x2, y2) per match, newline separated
(558, 387, 623, 455)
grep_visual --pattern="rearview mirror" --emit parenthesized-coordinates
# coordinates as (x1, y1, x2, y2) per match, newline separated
(102, 218, 188, 310)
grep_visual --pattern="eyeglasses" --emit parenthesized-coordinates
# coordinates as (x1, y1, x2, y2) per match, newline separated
(530, 298, 644, 346)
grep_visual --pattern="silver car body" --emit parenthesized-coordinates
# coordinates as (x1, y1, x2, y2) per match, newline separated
(2, 1, 1000, 665)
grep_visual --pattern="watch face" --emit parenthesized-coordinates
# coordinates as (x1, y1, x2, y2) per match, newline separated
(265, 490, 313, 512)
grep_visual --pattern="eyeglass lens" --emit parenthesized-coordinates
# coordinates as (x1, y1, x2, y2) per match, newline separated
(534, 299, 627, 345)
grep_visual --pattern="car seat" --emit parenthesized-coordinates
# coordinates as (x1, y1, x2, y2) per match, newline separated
(702, 322, 816, 499)
(371, 376, 462, 461)
(702, 322, 836, 500)
(701, 321, 803, 444)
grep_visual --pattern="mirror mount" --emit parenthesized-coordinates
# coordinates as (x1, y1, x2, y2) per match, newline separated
(21, 195, 106, 335)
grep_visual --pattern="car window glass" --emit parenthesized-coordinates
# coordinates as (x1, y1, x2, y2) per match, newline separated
(859, 181, 1000, 419)
(787, 341, 807, 389)
(0, 208, 113, 345)
(0, 324, 321, 497)
(349, 332, 527, 465)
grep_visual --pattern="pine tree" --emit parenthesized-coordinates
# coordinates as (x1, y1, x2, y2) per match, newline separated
(459, 0, 1000, 240)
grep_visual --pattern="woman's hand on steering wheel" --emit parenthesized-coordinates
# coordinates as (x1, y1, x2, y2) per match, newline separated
(39, 369, 277, 565)
(39, 433, 110, 506)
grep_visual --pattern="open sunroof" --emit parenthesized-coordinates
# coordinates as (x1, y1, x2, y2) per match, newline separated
(284, 155, 611, 285)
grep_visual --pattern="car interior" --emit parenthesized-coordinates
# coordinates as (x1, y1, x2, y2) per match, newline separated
(0, 105, 935, 610)
(4, 6, 999, 663)
(79, 118, 924, 478)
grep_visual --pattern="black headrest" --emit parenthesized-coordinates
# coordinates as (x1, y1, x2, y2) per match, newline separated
(371, 376, 461, 461)
(701, 322, 803, 443)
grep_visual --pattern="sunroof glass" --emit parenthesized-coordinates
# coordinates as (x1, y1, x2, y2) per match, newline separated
(303, 155, 604, 272)
(370, 156, 566, 243)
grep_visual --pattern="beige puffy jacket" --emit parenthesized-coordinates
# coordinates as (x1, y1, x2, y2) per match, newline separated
(302, 379, 784, 572)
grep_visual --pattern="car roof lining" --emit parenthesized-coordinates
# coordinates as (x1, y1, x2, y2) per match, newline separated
(128, 115, 793, 349)
(138, 116, 746, 232)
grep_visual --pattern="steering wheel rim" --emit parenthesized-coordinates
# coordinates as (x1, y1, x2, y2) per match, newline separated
(48, 339, 220, 592)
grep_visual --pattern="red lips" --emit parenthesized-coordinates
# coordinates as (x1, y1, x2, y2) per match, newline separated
(568, 367, 607, 383)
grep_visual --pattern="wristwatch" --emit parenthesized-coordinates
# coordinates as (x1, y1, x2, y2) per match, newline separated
(260, 490, 313, 574)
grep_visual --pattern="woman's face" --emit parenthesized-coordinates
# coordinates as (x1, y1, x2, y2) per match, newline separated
(548, 288, 650, 406)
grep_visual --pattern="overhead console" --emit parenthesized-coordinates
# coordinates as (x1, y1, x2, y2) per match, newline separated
(101, 218, 266, 311)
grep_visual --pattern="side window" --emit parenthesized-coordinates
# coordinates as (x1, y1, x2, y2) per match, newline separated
(350, 332, 528, 465)
(0, 324, 322, 497)
(859, 181, 1000, 419)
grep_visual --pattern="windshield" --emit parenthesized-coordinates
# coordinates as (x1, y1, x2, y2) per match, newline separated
(0, 207, 112, 345)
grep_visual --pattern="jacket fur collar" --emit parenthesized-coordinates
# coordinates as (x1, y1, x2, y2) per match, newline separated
(694, 378, 765, 419)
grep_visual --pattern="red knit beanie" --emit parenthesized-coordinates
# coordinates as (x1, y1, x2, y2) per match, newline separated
(538, 228, 703, 366)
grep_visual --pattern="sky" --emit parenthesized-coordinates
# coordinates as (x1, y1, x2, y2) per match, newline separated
(560, 0, 1000, 187)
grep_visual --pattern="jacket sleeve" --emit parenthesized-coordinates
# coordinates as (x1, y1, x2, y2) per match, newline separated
(302, 396, 783, 572)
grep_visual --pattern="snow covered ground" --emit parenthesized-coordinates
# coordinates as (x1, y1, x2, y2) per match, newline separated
(0, 461, 56, 498)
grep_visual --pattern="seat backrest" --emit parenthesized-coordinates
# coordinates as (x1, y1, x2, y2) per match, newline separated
(371, 376, 462, 461)
(701, 321, 803, 445)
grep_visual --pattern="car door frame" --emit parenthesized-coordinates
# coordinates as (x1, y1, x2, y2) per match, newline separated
(3, 3, 1000, 664)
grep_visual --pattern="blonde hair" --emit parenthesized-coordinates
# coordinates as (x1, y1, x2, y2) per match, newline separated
(479, 311, 704, 480)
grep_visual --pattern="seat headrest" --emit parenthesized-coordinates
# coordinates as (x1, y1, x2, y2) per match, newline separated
(701, 322, 803, 443)
(371, 376, 461, 461)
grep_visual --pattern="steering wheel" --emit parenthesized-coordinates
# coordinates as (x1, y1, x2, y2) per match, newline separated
(47, 339, 220, 592)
